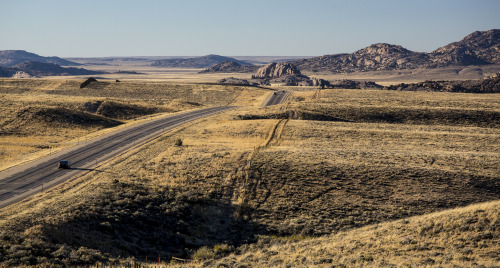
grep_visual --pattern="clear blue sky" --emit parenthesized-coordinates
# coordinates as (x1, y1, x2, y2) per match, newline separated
(1, 0, 499, 57)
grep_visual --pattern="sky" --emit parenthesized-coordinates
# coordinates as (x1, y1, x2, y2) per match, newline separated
(0, 0, 499, 57)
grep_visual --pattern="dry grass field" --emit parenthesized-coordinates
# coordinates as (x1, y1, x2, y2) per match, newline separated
(203, 200, 500, 267)
(0, 78, 267, 171)
(0, 80, 498, 267)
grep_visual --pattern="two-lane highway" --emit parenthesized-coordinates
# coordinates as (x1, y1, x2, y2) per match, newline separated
(0, 106, 235, 209)
(263, 90, 290, 106)
(0, 89, 290, 209)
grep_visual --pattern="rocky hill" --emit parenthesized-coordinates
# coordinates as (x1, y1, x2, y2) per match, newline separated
(0, 61, 105, 77)
(291, 29, 500, 73)
(432, 29, 500, 65)
(250, 62, 330, 87)
(0, 50, 80, 67)
(199, 61, 258, 73)
(151, 54, 251, 68)
(252, 62, 303, 78)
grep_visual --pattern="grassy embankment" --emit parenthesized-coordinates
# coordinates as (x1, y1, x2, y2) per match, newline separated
(0, 84, 498, 267)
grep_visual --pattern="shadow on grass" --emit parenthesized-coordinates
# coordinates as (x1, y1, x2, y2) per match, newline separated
(38, 183, 265, 263)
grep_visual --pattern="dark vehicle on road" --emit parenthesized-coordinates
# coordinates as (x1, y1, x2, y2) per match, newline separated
(58, 161, 70, 169)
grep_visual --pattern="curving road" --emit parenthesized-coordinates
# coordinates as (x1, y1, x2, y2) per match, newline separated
(0, 90, 290, 209)
(0, 106, 235, 209)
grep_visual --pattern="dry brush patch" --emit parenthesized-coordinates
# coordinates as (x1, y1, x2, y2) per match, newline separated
(208, 200, 500, 267)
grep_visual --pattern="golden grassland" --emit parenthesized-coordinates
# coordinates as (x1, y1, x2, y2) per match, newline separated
(199, 200, 500, 267)
(0, 82, 498, 267)
(0, 78, 268, 171)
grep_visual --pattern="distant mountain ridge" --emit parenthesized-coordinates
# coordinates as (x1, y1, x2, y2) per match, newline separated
(290, 29, 500, 73)
(0, 50, 81, 67)
(199, 61, 258, 73)
(0, 61, 104, 77)
(152, 54, 251, 68)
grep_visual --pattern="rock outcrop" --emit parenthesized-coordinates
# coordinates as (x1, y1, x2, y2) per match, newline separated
(199, 61, 258, 73)
(384, 75, 500, 93)
(290, 29, 500, 73)
(329, 80, 383, 89)
(217, 77, 257, 86)
(252, 62, 302, 78)
(249, 62, 331, 87)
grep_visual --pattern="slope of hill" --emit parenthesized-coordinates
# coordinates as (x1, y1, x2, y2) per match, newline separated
(207, 200, 500, 267)
(13, 61, 105, 76)
(199, 61, 258, 73)
(432, 29, 500, 65)
(292, 29, 500, 73)
(0, 50, 80, 67)
(0, 61, 105, 77)
(151, 54, 251, 68)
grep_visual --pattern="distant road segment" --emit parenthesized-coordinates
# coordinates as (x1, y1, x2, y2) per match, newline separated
(0, 106, 235, 209)
(263, 91, 290, 106)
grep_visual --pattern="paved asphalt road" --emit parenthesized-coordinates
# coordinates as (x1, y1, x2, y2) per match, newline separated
(0, 90, 288, 209)
(262, 90, 290, 106)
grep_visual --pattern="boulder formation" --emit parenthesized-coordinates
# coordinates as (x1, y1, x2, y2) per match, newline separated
(252, 62, 302, 78)
(329, 80, 383, 89)
(216, 77, 257, 86)
(250, 62, 331, 87)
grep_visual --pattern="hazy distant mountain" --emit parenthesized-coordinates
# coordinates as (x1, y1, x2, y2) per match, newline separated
(0, 50, 81, 67)
(0, 61, 105, 77)
(152, 54, 251, 68)
(199, 61, 258, 73)
(291, 29, 500, 73)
